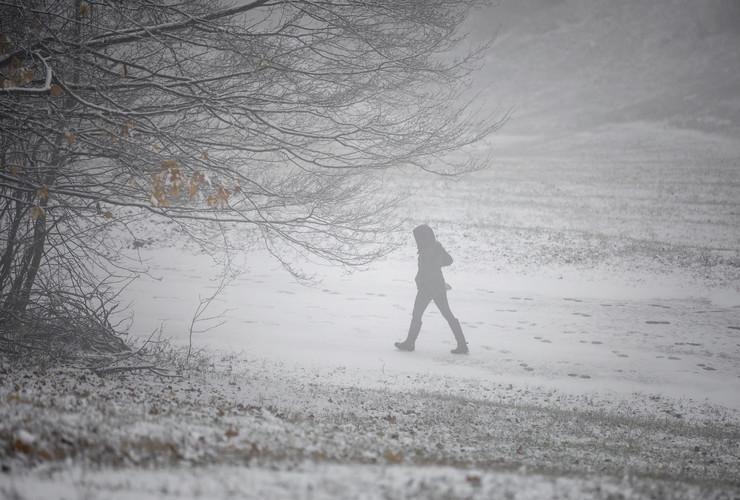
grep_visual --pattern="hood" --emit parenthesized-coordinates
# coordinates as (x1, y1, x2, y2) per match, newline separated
(413, 224, 436, 250)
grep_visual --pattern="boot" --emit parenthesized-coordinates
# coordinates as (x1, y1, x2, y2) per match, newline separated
(395, 319, 421, 352)
(449, 318, 469, 355)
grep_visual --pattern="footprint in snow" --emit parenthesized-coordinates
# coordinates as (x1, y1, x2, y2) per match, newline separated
(667, 356, 681, 360)
(572, 312, 591, 317)
(646, 320, 670, 325)
(591, 341, 603, 345)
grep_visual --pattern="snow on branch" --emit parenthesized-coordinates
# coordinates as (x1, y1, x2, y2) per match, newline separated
(0, 51, 54, 95)
(85, 0, 273, 49)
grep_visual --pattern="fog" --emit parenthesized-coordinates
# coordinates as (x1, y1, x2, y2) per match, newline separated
(3, 1, 739, 498)
(467, 0, 740, 137)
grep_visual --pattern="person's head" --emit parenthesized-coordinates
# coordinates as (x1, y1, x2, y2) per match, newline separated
(412, 224, 436, 251)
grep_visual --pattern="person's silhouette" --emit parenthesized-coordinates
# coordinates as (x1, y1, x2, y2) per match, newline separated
(395, 224, 468, 354)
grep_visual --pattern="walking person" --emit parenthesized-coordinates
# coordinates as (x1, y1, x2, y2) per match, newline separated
(394, 224, 469, 354)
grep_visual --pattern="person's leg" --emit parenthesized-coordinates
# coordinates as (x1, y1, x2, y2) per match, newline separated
(432, 291, 455, 323)
(433, 292, 468, 354)
(395, 291, 431, 351)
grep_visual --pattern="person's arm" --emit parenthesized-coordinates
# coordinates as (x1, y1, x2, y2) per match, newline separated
(438, 243, 453, 267)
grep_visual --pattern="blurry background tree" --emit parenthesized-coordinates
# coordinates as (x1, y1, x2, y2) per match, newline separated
(0, 0, 504, 353)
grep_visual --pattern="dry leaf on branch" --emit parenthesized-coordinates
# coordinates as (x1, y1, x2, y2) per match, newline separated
(36, 185, 49, 202)
(30, 205, 45, 221)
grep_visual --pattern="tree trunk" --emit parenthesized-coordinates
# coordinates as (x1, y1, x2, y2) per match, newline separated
(12, 203, 47, 318)
(0, 199, 25, 294)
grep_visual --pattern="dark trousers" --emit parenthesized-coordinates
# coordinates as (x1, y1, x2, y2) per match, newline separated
(404, 289, 465, 347)
(411, 289, 456, 325)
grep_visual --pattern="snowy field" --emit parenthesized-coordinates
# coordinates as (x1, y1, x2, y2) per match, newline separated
(119, 124, 740, 411)
(2, 123, 738, 499)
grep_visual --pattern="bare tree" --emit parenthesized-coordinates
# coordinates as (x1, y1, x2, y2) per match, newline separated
(0, 0, 504, 347)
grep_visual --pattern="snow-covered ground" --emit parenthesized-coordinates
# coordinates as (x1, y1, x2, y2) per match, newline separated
(113, 123, 740, 413)
(2, 347, 739, 499)
(1, 464, 707, 500)
(6, 124, 736, 498)
(3, 128, 739, 498)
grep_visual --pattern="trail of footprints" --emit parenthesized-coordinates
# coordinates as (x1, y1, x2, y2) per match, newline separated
(483, 294, 736, 377)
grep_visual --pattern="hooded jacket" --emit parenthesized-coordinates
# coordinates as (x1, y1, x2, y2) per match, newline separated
(413, 224, 453, 295)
